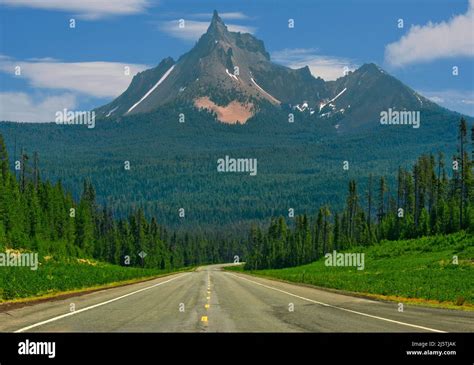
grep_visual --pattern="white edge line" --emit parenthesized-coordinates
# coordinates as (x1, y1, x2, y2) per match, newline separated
(126, 65, 175, 114)
(227, 272, 446, 333)
(14, 273, 189, 333)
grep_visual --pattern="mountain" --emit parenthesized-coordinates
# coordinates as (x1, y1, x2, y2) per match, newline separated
(3, 11, 466, 231)
(94, 10, 447, 130)
(95, 10, 283, 124)
(322, 63, 440, 131)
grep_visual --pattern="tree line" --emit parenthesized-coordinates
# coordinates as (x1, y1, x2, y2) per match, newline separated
(245, 118, 474, 270)
(1, 118, 472, 272)
(0, 133, 242, 269)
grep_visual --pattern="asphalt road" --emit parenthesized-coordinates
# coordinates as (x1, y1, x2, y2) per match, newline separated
(1, 264, 473, 332)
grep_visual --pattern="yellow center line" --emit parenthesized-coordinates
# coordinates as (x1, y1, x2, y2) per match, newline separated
(201, 316, 208, 323)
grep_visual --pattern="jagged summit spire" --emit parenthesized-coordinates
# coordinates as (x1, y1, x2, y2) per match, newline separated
(207, 10, 227, 37)
(211, 10, 223, 24)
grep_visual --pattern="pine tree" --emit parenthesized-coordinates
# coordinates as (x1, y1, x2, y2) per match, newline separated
(378, 177, 386, 224)
(20, 148, 29, 192)
(0, 135, 9, 184)
(333, 212, 341, 250)
(33, 151, 39, 190)
(345, 180, 358, 242)
(321, 206, 331, 254)
(367, 174, 373, 242)
(459, 117, 468, 228)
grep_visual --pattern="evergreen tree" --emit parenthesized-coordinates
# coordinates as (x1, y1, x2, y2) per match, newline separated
(0, 135, 9, 183)
(378, 177, 387, 224)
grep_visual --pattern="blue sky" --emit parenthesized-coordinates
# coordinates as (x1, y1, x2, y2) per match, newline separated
(0, 0, 472, 121)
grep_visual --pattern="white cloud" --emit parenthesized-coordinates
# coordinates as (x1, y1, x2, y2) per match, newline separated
(221, 12, 250, 20)
(420, 89, 474, 116)
(271, 48, 358, 81)
(228, 24, 256, 34)
(0, 92, 77, 122)
(0, 56, 148, 98)
(158, 20, 256, 41)
(385, 0, 474, 67)
(428, 96, 444, 103)
(0, 0, 152, 19)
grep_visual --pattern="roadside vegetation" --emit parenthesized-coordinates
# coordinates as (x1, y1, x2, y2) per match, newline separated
(228, 232, 474, 308)
(245, 118, 474, 272)
(1, 118, 473, 304)
(0, 133, 231, 301)
(0, 255, 181, 301)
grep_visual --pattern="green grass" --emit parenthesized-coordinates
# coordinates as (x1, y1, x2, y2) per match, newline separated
(228, 232, 474, 307)
(0, 256, 184, 301)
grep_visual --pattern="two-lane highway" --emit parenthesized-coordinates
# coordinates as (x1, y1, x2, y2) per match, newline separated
(1, 265, 473, 332)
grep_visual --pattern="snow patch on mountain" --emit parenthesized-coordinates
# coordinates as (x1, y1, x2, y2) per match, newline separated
(319, 87, 347, 111)
(106, 106, 118, 117)
(414, 92, 423, 106)
(127, 65, 175, 114)
(250, 77, 280, 104)
(226, 69, 238, 81)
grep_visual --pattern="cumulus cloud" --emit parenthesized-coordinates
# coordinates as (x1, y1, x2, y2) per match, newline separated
(0, 56, 148, 98)
(0, 0, 152, 19)
(385, 0, 474, 67)
(158, 20, 256, 41)
(0, 92, 77, 123)
(271, 48, 358, 81)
